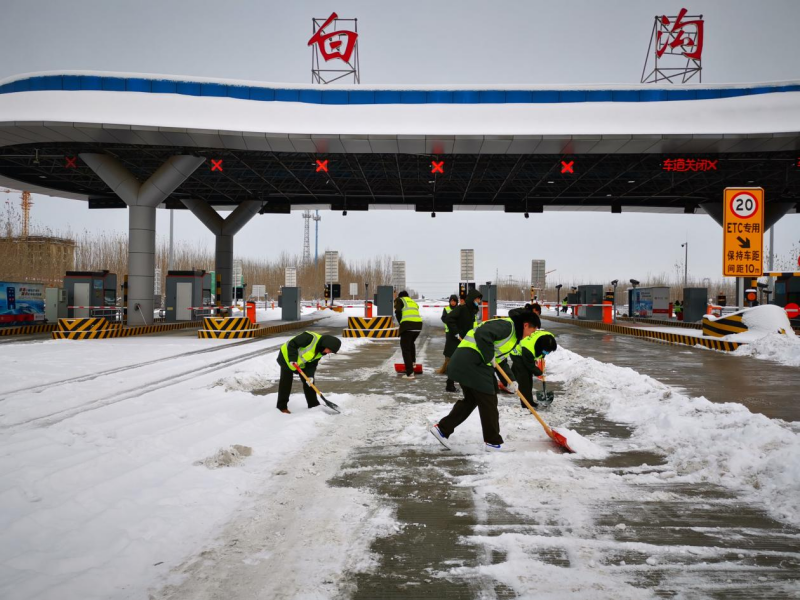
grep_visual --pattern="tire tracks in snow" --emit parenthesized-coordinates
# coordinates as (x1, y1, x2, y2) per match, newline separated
(1, 341, 286, 432)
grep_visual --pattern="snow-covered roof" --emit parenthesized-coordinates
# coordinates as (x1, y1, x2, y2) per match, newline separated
(1, 71, 800, 140)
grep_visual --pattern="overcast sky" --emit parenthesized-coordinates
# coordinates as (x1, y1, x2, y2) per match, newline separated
(2, 0, 799, 296)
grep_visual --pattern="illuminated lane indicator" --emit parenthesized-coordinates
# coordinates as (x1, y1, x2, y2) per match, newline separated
(723, 187, 764, 277)
(211, 159, 224, 172)
(65, 156, 77, 169)
(561, 160, 574, 174)
(316, 159, 329, 172)
(431, 161, 444, 174)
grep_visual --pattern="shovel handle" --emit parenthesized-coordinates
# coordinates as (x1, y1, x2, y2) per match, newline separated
(295, 365, 323, 396)
(495, 363, 553, 436)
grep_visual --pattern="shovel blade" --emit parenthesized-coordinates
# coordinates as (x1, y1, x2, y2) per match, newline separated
(319, 394, 340, 414)
(548, 429, 574, 453)
(535, 391, 555, 406)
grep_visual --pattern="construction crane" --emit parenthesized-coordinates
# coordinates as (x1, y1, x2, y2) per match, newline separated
(0, 188, 32, 238)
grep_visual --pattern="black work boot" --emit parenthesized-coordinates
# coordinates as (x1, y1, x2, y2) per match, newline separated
(445, 380, 457, 393)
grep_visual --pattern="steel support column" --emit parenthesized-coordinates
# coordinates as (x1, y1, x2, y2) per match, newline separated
(181, 199, 264, 306)
(80, 153, 205, 326)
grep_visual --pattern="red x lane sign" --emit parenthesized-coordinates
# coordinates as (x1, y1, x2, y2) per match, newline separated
(316, 159, 329, 172)
(561, 160, 574, 174)
(211, 159, 224, 172)
(65, 156, 77, 169)
(431, 161, 444, 174)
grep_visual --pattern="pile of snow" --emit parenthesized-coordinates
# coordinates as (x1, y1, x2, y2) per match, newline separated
(732, 331, 800, 367)
(544, 348, 800, 526)
(741, 304, 795, 335)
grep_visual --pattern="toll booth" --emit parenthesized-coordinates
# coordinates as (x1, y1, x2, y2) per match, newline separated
(682, 288, 708, 322)
(576, 285, 603, 320)
(376, 285, 394, 316)
(165, 270, 206, 322)
(282, 287, 301, 321)
(64, 271, 117, 319)
(479, 284, 497, 320)
(45, 288, 68, 322)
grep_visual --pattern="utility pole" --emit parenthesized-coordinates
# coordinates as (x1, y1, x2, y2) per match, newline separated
(302, 211, 312, 264)
(681, 242, 688, 288)
(314, 210, 321, 266)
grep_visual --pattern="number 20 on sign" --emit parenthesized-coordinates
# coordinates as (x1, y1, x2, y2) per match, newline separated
(723, 187, 764, 277)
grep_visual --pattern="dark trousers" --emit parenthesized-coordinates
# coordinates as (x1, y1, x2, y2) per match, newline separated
(512, 358, 536, 408)
(276, 365, 319, 409)
(400, 330, 420, 375)
(437, 385, 503, 445)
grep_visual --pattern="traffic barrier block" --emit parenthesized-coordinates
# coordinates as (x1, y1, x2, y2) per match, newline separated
(0, 323, 58, 337)
(342, 327, 400, 338)
(199, 329, 257, 339)
(346, 316, 394, 330)
(52, 317, 121, 339)
(702, 314, 747, 338)
(56, 317, 120, 332)
(202, 317, 258, 332)
(541, 315, 742, 352)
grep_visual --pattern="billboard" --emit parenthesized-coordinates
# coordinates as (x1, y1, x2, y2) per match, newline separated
(391, 261, 406, 291)
(630, 286, 670, 318)
(0, 282, 45, 324)
(460, 249, 475, 281)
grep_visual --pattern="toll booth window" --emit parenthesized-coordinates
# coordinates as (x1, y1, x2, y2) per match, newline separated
(105, 290, 116, 305)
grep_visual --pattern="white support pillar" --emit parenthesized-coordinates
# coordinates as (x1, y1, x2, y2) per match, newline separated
(80, 153, 205, 326)
(181, 199, 264, 306)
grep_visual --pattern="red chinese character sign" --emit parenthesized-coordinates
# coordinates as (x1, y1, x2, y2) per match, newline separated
(662, 158, 718, 172)
(309, 12, 360, 84)
(641, 8, 704, 83)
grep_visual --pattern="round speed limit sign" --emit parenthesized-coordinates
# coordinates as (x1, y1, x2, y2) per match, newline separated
(729, 191, 759, 219)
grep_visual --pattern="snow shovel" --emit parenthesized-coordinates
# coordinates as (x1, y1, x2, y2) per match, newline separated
(294, 364, 340, 414)
(495, 364, 573, 453)
(534, 359, 554, 407)
(394, 363, 423, 374)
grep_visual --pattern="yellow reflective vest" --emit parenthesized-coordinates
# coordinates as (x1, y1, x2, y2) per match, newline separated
(281, 331, 323, 371)
(400, 297, 422, 323)
(458, 317, 517, 364)
(512, 330, 555, 359)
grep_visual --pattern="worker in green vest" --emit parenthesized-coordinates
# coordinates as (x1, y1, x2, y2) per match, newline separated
(438, 294, 460, 379)
(430, 311, 540, 452)
(561, 297, 568, 314)
(276, 331, 341, 413)
(511, 326, 557, 409)
(394, 290, 423, 379)
(443, 289, 483, 392)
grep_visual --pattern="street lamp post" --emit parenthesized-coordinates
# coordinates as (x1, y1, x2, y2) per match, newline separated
(681, 242, 688, 288)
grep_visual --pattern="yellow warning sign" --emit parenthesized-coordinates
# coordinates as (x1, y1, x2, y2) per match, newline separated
(723, 187, 764, 277)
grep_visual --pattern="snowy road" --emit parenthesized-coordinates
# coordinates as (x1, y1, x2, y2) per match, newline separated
(1, 310, 799, 599)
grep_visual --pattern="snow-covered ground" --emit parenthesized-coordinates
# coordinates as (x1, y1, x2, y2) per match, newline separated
(0, 305, 798, 599)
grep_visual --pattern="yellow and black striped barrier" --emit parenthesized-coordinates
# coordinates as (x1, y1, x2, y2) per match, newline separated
(52, 318, 122, 340)
(117, 321, 202, 337)
(0, 323, 58, 337)
(541, 315, 742, 352)
(342, 327, 400, 338)
(702, 314, 748, 338)
(198, 329, 257, 339)
(618, 316, 703, 330)
(346, 316, 394, 330)
(202, 317, 257, 332)
(199, 318, 321, 340)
